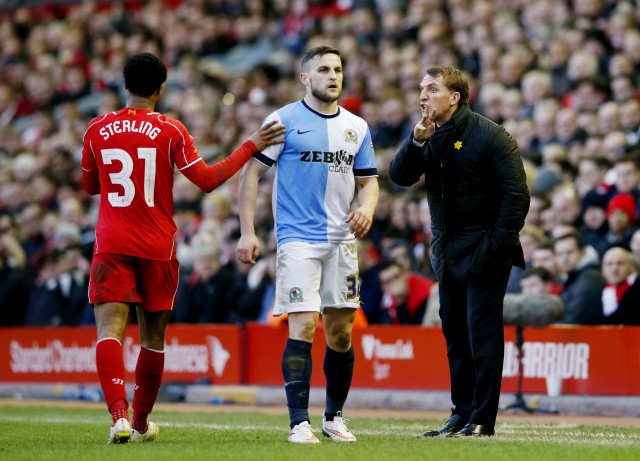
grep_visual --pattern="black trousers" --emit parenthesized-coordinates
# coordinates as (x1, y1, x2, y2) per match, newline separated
(438, 260, 511, 428)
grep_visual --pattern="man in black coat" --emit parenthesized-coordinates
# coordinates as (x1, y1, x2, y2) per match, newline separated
(389, 66, 530, 437)
(553, 232, 606, 324)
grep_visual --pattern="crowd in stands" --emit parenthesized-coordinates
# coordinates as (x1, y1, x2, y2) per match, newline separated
(1, 0, 640, 328)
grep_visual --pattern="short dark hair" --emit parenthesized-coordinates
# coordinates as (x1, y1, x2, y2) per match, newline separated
(123, 52, 167, 97)
(534, 241, 554, 253)
(425, 65, 470, 106)
(614, 154, 640, 170)
(383, 238, 415, 265)
(378, 258, 404, 273)
(581, 155, 612, 171)
(553, 232, 585, 250)
(521, 266, 552, 282)
(530, 191, 551, 209)
(301, 46, 341, 72)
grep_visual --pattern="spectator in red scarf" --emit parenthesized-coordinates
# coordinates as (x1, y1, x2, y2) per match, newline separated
(601, 246, 640, 325)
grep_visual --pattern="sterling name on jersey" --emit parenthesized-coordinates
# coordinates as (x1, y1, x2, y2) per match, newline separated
(255, 100, 378, 245)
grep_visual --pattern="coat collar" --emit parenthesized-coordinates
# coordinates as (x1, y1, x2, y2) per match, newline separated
(451, 104, 472, 127)
(438, 104, 471, 131)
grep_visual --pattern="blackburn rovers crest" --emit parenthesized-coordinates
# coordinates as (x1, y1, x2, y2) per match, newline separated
(289, 287, 304, 303)
(344, 129, 358, 144)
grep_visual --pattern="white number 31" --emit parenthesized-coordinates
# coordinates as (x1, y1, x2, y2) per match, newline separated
(101, 148, 157, 207)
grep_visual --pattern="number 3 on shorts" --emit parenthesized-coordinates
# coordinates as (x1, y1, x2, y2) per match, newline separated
(346, 274, 359, 300)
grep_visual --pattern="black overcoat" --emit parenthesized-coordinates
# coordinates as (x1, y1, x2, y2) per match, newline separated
(390, 105, 530, 281)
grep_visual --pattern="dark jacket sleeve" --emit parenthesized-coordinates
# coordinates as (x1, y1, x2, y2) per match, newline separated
(389, 136, 428, 187)
(488, 126, 530, 251)
(560, 267, 606, 325)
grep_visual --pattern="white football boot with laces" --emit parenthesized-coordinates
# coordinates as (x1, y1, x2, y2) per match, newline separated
(287, 421, 320, 444)
(108, 418, 131, 444)
(130, 421, 159, 443)
(322, 412, 357, 442)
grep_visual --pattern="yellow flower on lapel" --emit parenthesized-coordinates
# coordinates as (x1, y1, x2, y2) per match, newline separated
(454, 140, 462, 150)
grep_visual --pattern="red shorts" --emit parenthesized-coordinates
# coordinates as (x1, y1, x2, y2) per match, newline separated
(88, 253, 180, 312)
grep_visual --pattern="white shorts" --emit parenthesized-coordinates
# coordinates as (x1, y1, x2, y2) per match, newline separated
(273, 241, 360, 316)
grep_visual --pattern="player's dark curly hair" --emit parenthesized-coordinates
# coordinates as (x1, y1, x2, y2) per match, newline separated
(123, 52, 167, 97)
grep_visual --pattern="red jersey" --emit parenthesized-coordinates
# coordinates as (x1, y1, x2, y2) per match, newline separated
(82, 107, 256, 260)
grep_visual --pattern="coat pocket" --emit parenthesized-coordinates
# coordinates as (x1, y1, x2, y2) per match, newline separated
(469, 227, 493, 276)
(445, 226, 491, 281)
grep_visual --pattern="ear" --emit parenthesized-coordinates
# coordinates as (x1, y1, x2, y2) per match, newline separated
(300, 71, 308, 86)
(450, 92, 460, 106)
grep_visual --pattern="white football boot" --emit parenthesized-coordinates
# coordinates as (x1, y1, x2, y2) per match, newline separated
(322, 412, 357, 442)
(130, 421, 159, 443)
(108, 418, 131, 444)
(287, 421, 320, 444)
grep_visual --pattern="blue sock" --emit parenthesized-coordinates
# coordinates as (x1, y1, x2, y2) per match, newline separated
(324, 345, 354, 421)
(282, 338, 313, 428)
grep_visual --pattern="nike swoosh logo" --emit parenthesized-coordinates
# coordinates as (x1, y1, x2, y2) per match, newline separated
(297, 129, 313, 134)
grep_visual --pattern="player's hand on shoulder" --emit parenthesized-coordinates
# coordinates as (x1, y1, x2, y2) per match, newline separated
(237, 233, 261, 265)
(249, 120, 286, 151)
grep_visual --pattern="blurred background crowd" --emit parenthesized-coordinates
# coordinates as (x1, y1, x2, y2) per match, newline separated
(1, 0, 640, 329)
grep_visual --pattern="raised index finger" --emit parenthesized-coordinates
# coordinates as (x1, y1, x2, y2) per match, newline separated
(426, 105, 436, 121)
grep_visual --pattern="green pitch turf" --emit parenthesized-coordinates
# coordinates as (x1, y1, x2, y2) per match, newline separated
(0, 402, 639, 461)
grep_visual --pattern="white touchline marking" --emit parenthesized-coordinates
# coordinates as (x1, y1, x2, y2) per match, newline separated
(0, 415, 638, 447)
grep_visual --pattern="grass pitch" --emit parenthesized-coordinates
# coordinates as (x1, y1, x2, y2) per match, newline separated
(0, 400, 639, 461)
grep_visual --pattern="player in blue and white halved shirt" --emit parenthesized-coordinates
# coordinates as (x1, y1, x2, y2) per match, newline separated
(237, 45, 379, 444)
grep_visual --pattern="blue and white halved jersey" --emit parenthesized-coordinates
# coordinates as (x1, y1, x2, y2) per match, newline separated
(254, 100, 378, 245)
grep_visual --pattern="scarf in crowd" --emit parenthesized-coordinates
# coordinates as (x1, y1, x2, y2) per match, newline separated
(602, 273, 638, 317)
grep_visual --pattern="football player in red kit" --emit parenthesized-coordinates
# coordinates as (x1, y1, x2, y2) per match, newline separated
(81, 52, 285, 444)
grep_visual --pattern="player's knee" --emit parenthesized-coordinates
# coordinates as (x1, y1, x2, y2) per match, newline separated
(328, 330, 352, 352)
(139, 331, 166, 350)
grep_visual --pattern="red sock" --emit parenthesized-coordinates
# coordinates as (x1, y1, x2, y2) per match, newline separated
(95, 338, 129, 422)
(132, 347, 164, 432)
(111, 402, 129, 423)
(131, 416, 148, 433)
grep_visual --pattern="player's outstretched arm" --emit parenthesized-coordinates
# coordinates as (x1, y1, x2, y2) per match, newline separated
(183, 121, 285, 193)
